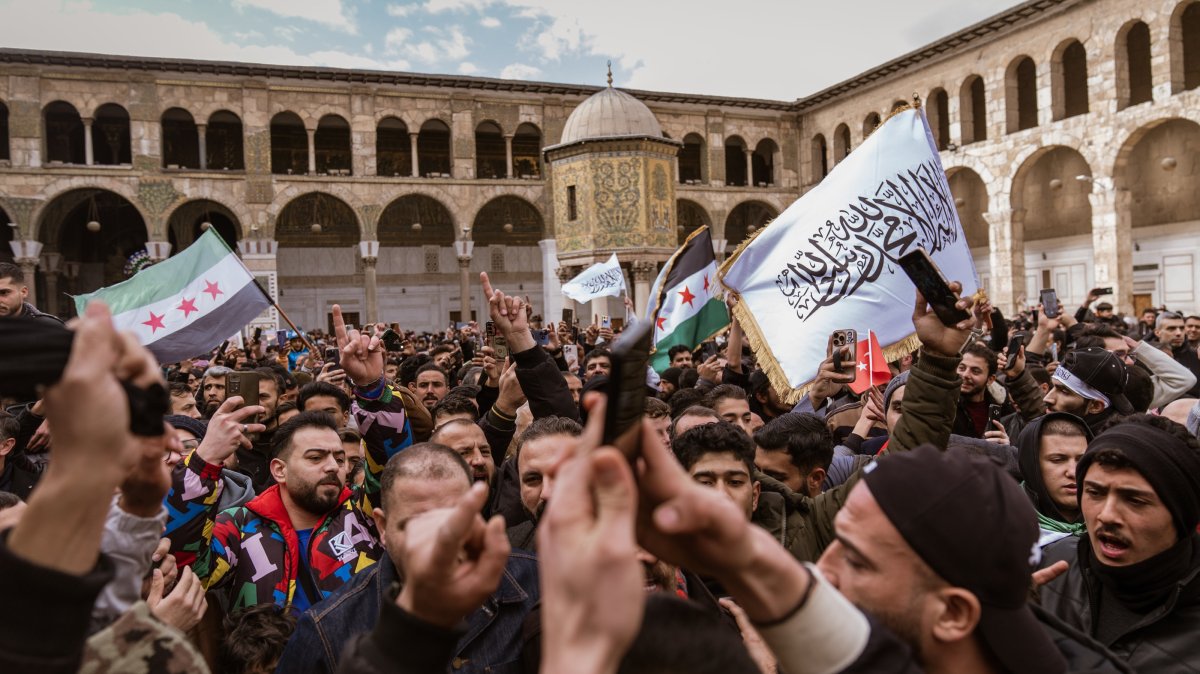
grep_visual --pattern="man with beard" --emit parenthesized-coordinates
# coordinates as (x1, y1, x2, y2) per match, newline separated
(233, 367, 288, 491)
(1155, 311, 1200, 396)
(409, 363, 450, 411)
(430, 419, 495, 496)
(274, 443, 540, 674)
(953, 343, 1002, 438)
(1015, 413, 1094, 548)
(0, 262, 63, 325)
(503, 416, 583, 549)
(200, 366, 233, 418)
(1044, 348, 1134, 435)
(1038, 415, 1200, 672)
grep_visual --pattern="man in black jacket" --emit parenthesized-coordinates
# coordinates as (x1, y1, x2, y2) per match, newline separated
(0, 262, 64, 325)
(0, 411, 42, 500)
(1038, 414, 1200, 672)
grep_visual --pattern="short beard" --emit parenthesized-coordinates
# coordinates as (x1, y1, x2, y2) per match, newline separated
(290, 475, 343, 515)
(859, 593, 927, 662)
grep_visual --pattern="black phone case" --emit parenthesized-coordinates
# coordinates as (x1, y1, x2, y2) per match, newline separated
(603, 318, 653, 447)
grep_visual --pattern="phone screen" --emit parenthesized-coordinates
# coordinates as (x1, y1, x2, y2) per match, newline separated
(604, 319, 654, 454)
(1040, 289, 1060, 318)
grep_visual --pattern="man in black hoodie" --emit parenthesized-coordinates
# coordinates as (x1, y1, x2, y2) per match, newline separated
(1043, 348, 1134, 435)
(1015, 413, 1093, 548)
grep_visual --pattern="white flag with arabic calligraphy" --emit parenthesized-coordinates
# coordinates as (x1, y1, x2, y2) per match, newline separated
(562, 253, 627, 303)
(719, 107, 978, 401)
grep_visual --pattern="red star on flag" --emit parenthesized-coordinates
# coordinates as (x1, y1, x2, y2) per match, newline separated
(203, 280, 223, 301)
(142, 311, 166, 333)
(703, 274, 710, 293)
(176, 297, 198, 318)
(656, 315, 667, 331)
(678, 286, 696, 307)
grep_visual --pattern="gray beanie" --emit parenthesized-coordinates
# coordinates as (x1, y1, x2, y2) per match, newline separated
(883, 371, 911, 411)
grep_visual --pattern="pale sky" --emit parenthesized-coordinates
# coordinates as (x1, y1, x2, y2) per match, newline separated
(0, 0, 1024, 100)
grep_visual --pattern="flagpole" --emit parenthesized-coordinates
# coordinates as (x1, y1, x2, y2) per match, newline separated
(251, 278, 319, 356)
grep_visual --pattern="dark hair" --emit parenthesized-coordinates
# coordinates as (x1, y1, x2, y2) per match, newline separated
(668, 345, 693, 359)
(747, 369, 771, 397)
(415, 362, 449, 384)
(678, 368, 700, 389)
(168, 382, 192, 398)
(752, 412, 834, 474)
(297, 381, 351, 416)
(217, 603, 297, 674)
(337, 427, 361, 444)
(704, 384, 748, 410)
(644, 396, 671, 420)
(1079, 324, 1122, 340)
(667, 389, 706, 419)
(961, 342, 998, 377)
(432, 395, 480, 426)
(429, 417, 480, 444)
(379, 442, 471, 512)
(255, 366, 285, 395)
(0, 491, 20, 510)
(582, 347, 612, 373)
(0, 262, 23, 284)
(1028, 365, 1052, 388)
(617, 594, 759, 674)
(0, 412, 18, 444)
(398, 353, 432, 386)
(1042, 417, 1087, 438)
(516, 416, 583, 455)
(1124, 365, 1154, 413)
(269, 410, 339, 459)
(449, 384, 481, 399)
(275, 400, 298, 417)
(673, 420, 755, 475)
(1091, 414, 1200, 469)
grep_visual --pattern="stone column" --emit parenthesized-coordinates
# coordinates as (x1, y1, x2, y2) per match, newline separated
(40, 251, 62, 317)
(83, 117, 95, 165)
(744, 148, 754, 187)
(359, 240, 380, 324)
(197, 124, 208, 170)
(632, 261, 658, 315)
(983, 208, 1025, 316)
(409, 133, 420, 177)
(504, 134, 514, 178)
(306, 128, 317, 174)
(145, 241, 172, 262)
(1089, 188, 1134, 315)
(538, 239, 563, 324)
(457, 256, 472, 321)
(556, 266, 579, 323)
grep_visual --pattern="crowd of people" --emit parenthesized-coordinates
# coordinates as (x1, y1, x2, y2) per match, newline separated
(2, 257, 1200, 674)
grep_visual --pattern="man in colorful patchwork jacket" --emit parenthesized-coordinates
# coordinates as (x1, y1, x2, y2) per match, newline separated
(166, 311, 412, 612)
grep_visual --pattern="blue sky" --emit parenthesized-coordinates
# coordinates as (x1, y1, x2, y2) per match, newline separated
(0, 0, 1023, 100)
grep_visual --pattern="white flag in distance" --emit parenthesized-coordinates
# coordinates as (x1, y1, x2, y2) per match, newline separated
(719, 107, 979, 402)
(562, 253, 627, 304)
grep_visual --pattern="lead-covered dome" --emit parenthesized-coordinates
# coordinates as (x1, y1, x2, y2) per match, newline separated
(557, 85, 664, 146)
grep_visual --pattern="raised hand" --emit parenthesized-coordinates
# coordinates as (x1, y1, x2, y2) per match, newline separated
(395, 482, 510, 628)
(334, 304, 385, 386)
(148, 566, 207, 632)
(195, 396, 266, 464)
(912, 281, 975, 357)
(480, 272, 535, 353)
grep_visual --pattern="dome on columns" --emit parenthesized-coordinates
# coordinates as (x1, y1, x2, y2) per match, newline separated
(556, 66, 663, 146)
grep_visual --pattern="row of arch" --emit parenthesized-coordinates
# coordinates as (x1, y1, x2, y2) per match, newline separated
(672, 132, 779, 187)
(810, 2, 1200, 179)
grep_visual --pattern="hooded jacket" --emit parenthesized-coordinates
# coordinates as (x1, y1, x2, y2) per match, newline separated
(1016, 413, 1094, 548)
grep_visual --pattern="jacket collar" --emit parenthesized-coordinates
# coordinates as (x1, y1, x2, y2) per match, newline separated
(246, 483, 353, 534)
(375, 555, 530, 608)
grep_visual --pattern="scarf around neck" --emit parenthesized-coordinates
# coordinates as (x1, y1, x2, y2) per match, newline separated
(1083, 533, 1200, 613)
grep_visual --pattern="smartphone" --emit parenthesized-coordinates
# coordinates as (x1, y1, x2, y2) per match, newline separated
(485, 321, 496, 346)
(1040, 288, 1061, 319)
(218, 340, 230, 355)
(601, 315, 612, 330)
(604, 317, 654, 454)
(253, 327, 262, 342)
(1006, 333, 1025, 358)
(381, 329, 403, 352)
(831, 329, 858, 374)
(1092, 287, 1113, 296)
(988, 404, 1004, 424)
(897, 249, 971, 326)
(562, 308, 574, 325)
(534, 329, 551, 347)
(226, 371, 260, 408)
(493, 334, 510, 359)
(323, 346, 341, 370)
(276, 330, 288, 347)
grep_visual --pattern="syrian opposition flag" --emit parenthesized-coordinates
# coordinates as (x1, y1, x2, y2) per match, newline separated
(848, 330, 892, 394)
(74, 228, 271, 363)
(562, 253, 626, 304)
(646, 226, 730, 372)
(719, 106, 978, 402)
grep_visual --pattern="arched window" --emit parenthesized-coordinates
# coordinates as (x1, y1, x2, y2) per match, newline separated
(862, 112, 881, 139)
(512, 123, 542, 178)
(679, 133, 705, 184)
(314, 114, 351, 175)
(93, 103, 131, 165)
(833, 124, 851, 163)
(724, 136, 748, 187)
(928, 88, 950, 150)
(1053, 40, 1089, 120)
(1118, 21, 1153, 108)
(1180, 2, 1200, 91)
(376, 117, 410, 177)
(960, 75, 987, 144)
(270, 112, 307, 175)
(417, 119, 451, 177)
(161, 108, 199, 169)
(0, 101, 9, 164)
(811, 134, 828, 181)
(1007, 56, 1038, 133)
(207, 111, 244, 171)
(752, 139, 777, 186)
(43, 101, 85, 164)
(474, 121, 505, 179)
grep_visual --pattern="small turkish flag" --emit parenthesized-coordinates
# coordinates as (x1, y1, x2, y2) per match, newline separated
(849, 330, 891, 394)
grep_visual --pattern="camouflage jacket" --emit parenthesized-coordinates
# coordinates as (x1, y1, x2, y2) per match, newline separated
(81, 602, 208, 674)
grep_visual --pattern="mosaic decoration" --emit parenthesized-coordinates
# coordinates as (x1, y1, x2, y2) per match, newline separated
(592, 158, 641, 247)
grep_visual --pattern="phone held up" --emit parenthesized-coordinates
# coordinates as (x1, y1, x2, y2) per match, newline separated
(831, 329, 858, 375)
(897, 249, 972, 327)
(1040, 288, 1061, 319)
(604, 317, 653, 457)
(486, 320, 509, 359)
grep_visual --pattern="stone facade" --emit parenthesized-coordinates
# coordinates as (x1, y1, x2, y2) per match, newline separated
(0, 0, 1196, 329)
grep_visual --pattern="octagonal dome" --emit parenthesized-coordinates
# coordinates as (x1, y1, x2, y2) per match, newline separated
(558, 86, 664, 145)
